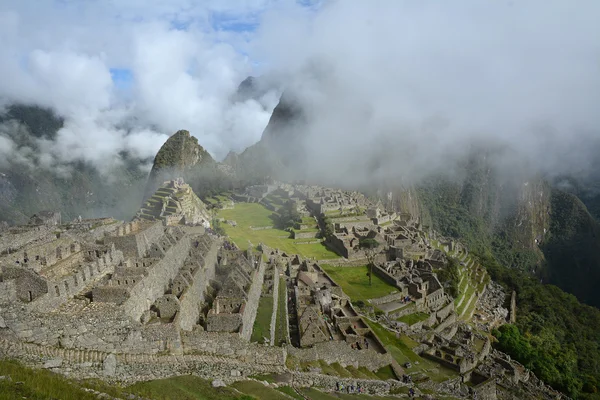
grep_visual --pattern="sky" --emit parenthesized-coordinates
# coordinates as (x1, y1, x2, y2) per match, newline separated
(0, 0, 599, 183)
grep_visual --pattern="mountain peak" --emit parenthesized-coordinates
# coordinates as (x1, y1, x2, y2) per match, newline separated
(144, 130, 215, 199)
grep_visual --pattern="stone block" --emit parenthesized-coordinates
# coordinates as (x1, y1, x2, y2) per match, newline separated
(212, 379, 226, 387)
(103, 354, 117, 377)
(43, 358, 63, 369)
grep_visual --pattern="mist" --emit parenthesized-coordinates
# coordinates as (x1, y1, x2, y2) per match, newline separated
(0, 0, 599, 186)
(255, 0, 600, 186)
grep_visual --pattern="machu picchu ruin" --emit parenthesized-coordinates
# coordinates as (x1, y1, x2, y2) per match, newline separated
(0, 174, 570, 400)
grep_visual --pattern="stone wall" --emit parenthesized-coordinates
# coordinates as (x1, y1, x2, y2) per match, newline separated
(240, 257, 266, 340)
(0, 225, 52, 255)
(105, 221, 164, 258)
(269, 266, 280, 345)
(122, 236, 191, 321)
(207, 313, 243, 333)
(368, 292, 403, 306)
(181, 329, 286, 366)
(177, 238, 219, 331)
(2, 267, 48, 302)
(287, 341, 392, 371)
(39, 247, 123, 312)
(0, 280, 16, 303)
(436, 300, 455, 322)
(292, 231, 319, 239)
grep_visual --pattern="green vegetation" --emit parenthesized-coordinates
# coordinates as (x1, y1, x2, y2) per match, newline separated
(251, 296, 274, 343)
(0, 359, 124, 400)
(374, 365, 397, 381)
(435, 257, 460, 298)
(231, 380, 290, 400)
(397, 312, 430, 326)
(365, 320, 457, 382)
(319, 265, 396, 302)
(127, 375, 245, 400)
(274, 200, 302, 230)
(483, 254, 600, 399)
(358, 238, 380, 286)
(273, 277, 288, 346)
(218, 203, 338, 259)
(276, 386, 305, 400)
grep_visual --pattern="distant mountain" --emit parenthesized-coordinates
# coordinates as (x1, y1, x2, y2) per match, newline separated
(0, 104, 149, 225)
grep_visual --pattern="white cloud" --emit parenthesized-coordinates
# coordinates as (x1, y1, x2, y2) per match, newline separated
(0, 0, 598, 185)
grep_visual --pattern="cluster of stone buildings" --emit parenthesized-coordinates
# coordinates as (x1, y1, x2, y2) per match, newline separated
(0, 178, 571, 399)
(135, 179, 211, 227)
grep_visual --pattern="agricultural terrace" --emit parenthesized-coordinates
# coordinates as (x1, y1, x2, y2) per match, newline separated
(217, 202, 339, 260)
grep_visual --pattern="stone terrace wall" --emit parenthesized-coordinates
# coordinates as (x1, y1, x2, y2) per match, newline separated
(0, 225, 52, 255)
(36, 247, 123, 312)
(0, 280, 16, 303)
(287, 341, 392, 371)
(104, 221, 164, 258)
(240, 257, 266, 340)
(0, 337, 284, 384)
(122, 236, 191, 321)
(181, 329, 286, 366)
(177, 239, 219, 331)
(269, 266, 280, 345)
(368, 292, 403, 306)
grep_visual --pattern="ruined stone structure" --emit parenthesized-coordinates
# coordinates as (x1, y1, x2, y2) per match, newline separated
(136, 179, 211, 227)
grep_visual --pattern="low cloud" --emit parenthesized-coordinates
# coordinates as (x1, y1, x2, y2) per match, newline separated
(0, 0, 599, 187)
(255, 0, 600, 185)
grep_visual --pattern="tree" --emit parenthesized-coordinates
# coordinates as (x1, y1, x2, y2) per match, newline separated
(359, 238, 380, 286)
(275, 200, 302, 230)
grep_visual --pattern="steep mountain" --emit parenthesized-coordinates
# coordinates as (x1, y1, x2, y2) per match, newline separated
(225, 91, 305, 183)
(0, 105, 148, 225)
(145, 129, 238, 200)
(144, 129, 215, 198)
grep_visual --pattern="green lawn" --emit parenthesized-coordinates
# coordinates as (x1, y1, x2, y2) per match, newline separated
(319, 265, 397, 302)
(218, 203, 338, 260)
(274, 277, 288, 346)
(397, 312, 430, 326)
(251, 296, 274, 343)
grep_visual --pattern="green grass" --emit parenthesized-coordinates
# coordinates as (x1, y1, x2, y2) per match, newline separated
(274, 277, 288, 346)
(329, 363, 353, 378)
(397, 312, 430, 326)
(345, 366, 370, 379)
(126, 375, 244, 400)
(251, 296, 274, 343)
(276, 386, 305, 400)
(0, 359, 125, 400)
(231, 381, 290, 400)
(365, 320, 457, 382)
(319, 265, 397, 302)
(300, 388, 339, 400)
(218, 203, 338, 260)
(318, 360, 339, 376)
(374, 365, 397, 380)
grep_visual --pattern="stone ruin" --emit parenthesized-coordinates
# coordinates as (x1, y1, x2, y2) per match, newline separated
(135, 179, 211, 227)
